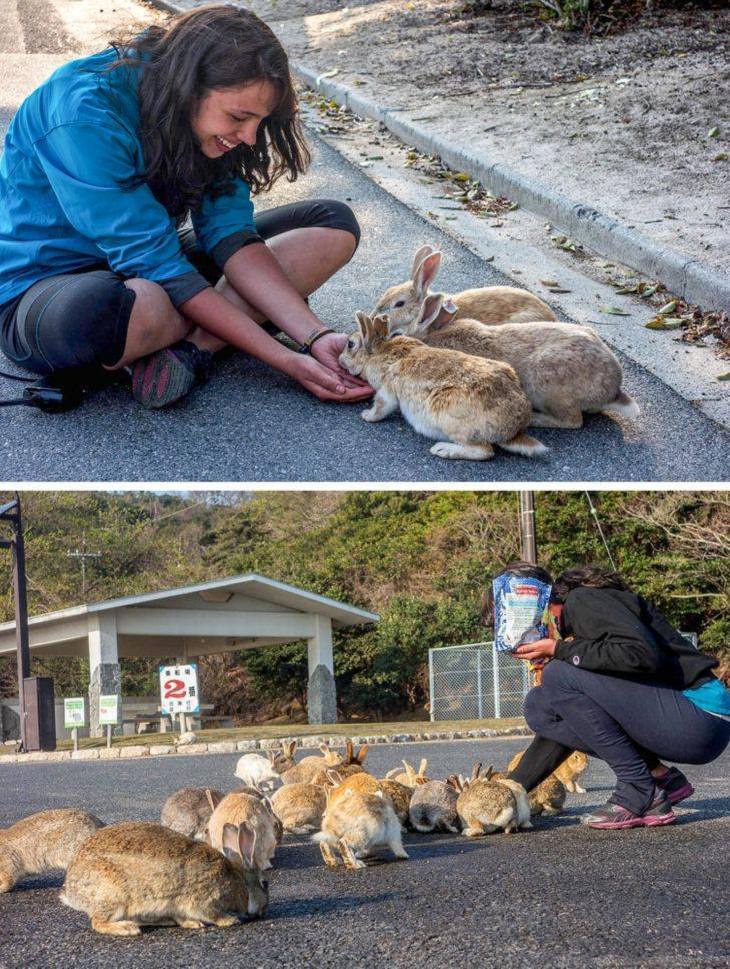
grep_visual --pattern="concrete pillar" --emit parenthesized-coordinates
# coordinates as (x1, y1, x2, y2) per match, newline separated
(87, 613, 120, 737)
(307, 615, 337, 725)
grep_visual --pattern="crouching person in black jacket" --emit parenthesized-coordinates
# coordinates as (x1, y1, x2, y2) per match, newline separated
(507, 565, 730, 830)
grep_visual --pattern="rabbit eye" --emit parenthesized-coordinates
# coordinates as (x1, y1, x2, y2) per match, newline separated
(394, 300, 406, 308)
(347, 338, 356, 349)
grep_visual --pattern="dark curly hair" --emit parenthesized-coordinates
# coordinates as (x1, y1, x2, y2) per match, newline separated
(106, 5, 310, 222)
(551, 565, 629, 603)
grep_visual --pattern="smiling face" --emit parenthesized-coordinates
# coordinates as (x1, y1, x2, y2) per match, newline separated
(190, 79, 280, 158)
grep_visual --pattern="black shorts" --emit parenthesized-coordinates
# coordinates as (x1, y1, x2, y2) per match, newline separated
(0, 198, 360, 376)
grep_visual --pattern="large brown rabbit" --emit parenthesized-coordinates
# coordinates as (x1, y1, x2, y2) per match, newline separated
(313, 787, 408, 869)
(0, 809, 104, 892)
(395, 294, 639, 429)
(371, 244, 556, 330)
(208, 792, 278, 870)
(61, 821, 268, 935)
(339, 312, 548, 462)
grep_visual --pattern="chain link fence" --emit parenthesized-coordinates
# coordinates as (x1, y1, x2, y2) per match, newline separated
(428, 642, 531, 721)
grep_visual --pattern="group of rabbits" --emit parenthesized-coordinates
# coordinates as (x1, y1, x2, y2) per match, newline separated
(0, 740, 588, 936)
(338, 245, 640, 461)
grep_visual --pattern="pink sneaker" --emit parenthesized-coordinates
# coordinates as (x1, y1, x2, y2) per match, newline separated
(583, 792, 676, 830)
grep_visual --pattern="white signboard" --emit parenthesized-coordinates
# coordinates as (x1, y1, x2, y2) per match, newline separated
(98, 695, 119, 726)
(159, 663, 200, 715)
(64, 697, 86, 729)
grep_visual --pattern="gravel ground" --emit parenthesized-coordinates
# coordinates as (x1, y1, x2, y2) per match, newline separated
(1, 737, 729, 968)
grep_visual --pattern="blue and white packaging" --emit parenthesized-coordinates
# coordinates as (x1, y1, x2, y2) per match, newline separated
(493, 573, 552, 652)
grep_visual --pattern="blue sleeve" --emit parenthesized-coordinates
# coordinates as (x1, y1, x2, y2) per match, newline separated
(34, 122, 210, 307)
(191, 177, 264, 269)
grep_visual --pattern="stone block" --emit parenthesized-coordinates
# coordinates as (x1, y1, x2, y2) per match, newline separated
(207, 742, 237, 754)
(119, 745, 149, 758)
(98, 748, 121, 759)
(148, 745, 174, 756)
(236, 740, 259, 752)
(72, 749, 100, 761)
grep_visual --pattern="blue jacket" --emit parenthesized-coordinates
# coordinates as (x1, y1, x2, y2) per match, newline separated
(0, 46, 260, 308)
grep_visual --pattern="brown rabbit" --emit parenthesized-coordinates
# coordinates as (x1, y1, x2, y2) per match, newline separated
(208, 792, 278, 871)
(385, 758, 430, 789)
(507, 749, 589, 794)
(61, 821, 268, 935)
(269, 782, 327, 834)
(297, 742, 344, 769)
(326, 769, 382, 806)
(529, 775, 567, 817)
(309, 741, 369, 786)
(160, 788, 225, 841)
(396, 293, 639, 429)
(372, 245, 556, 330)
(378, 779, 413, 827)
(454, 764, 532, 836)
(0, 809, 104, 892)
(313, 787, 408, 869)
(339, 312, 548, 461)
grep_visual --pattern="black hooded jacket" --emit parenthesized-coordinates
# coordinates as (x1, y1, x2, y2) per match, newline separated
(555, 586, 717, 690)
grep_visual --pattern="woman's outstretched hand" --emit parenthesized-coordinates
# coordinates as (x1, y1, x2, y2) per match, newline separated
(289, 345, 373, 403)
(513, 638, 557, 661)
(294, 331, 372, 402)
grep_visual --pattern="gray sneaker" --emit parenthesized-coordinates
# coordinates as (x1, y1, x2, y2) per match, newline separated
(131, 340, 213, 409)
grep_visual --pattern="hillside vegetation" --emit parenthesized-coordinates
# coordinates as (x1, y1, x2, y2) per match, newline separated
(0, 491, 727, 721)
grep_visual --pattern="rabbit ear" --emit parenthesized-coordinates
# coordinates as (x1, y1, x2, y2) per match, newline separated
(411, 244, 437, 280)
(355, 744, 369, 764)
(413, 250, 442, 299)
(484, 765, 495, 780)
(237, 822, 257, 869)
(385, 767, 402, 779)
(326, 769, 344, 787)
(222, 822, 242, 864)
(418, 758, 428, 776)
(319, 743, 331, 754)
(471, 762, 483, 782)
(205, 788, 222, 813)
(267, 750, 277, 764)
(344, 740, 355, 764)
(283, 740, 296, 757)
(355, 311, 372, 343)
(414, 293, 445, 333)
(371, 315, 389, 342)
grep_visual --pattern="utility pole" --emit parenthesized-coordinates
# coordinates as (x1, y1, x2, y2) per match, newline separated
(519, 492, 537, 564)
(0, 494, 31, 751)
(66, 533, 101, 595)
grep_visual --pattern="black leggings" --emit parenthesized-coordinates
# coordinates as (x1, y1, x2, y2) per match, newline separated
(510, 660, 730, 815)
(0, 198, 360, 376)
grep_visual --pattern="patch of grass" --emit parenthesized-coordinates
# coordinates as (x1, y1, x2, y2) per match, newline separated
(1, 717, 526, 755)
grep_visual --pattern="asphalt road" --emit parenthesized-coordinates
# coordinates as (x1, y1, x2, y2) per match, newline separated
(1, 16, 729, 480)
(1, 737, 728, 968)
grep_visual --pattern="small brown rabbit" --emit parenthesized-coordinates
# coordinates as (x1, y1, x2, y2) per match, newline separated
(528, 776, 567, 817)
(455, 764, 532, 836)
(269, 782, 327, 834)
(339, 312, 548, 461)
(396, 293, 639, 429)
(160, 788, 225, 841)
(385, 758, 430, 789)
(313, 788, 408, 869)
(372, 245, 557, 330)
(0, 809, 104, 892)
(507, 749, 589, 794)
(208, 792, 278, 871)
(327, 770, 381, 806)
(378, 779, 413, 827)
(297, 742, 344, 769)
(61, 821, 268, 935)
(309, 741, 369, 786)
(409, 779, 460, 833)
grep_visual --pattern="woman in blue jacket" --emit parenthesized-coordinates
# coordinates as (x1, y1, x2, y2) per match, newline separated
(0, 5, 371, 408)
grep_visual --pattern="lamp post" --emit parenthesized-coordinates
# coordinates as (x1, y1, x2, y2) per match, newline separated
(0, 494, 30, 751)
(519, 491, 537, 564)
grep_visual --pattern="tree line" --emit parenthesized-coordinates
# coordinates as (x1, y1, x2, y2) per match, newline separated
(0, 490, 727, 722)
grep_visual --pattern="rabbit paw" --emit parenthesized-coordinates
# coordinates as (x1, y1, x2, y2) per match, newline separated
(177, 918, 207, 930)
(361, 406, 381, 422)
(91, 917, 141, 936)
(319, 842, 340, 868)
(430, 441, 494, 461)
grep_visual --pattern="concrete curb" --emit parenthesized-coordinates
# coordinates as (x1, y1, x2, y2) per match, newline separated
(0, 725, 532, 765)
(294, 66, 730, 312)
(148, 0, 730, 310)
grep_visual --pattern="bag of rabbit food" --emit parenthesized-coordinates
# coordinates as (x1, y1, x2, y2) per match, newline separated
(492, 573, 552, 652)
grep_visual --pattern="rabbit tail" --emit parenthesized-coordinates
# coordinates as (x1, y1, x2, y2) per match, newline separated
(601, 389, 640, 419)
(498, 433, 548, 458)
(311, 831, 336, 845)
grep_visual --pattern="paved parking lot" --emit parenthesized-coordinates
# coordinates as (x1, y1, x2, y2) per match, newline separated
(1, 737, 728, 968)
